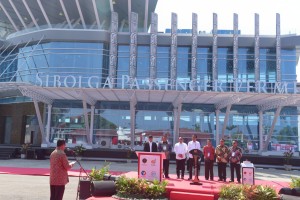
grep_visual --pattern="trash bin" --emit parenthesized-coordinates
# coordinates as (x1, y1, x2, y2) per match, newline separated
(241, 161, 255, 185)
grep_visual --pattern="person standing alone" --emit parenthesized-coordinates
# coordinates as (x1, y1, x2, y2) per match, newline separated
(50, 139, 74, 200)
(158, 134, 172, 178)
(228, 140, 243, 183)
(215, 138, 229, 182)
(203, 139, 215, 181)
(174, 137, 188, 179)
(143, 135, 158, 152)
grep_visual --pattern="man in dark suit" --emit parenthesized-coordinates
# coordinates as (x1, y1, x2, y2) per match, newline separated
(144, 135, 158, 152)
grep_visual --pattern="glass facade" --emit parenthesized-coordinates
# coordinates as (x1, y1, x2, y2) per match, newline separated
(0, 37, 299, 152)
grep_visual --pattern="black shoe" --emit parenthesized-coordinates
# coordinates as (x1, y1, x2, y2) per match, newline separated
(165, 176, 170, 178)
(210, 178, 214, 181)
(218, 178, 223, 181)
(181, 176, 184, 179)
(223, 179, 226, 182)
(188, 178, 192, 180)
(177, 176, 180, 179)
(229, 180, 234, 183)
(238, 180, 241, 184)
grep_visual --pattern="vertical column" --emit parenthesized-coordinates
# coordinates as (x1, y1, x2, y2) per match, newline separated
(212, 13, 218, 81)
(215, 110, 220, 144)
(109, 12, 118, 88)
(258, 110, 263, 153)
(173, 103, 182, 144)
(129, 12, 138, 81)
(89, 105, 95, 145)
(264, 107, 282, 151)
(82, 100, 91, 144)
(221, 105, 232, 139)
(191, 13, 198, 90)
(149, 12, 158, 89)
(254, 13, 260, 83)
(130, 99, 137, 148)
(233, 13, 238, 88)
(33, 100, 46, 144)
(45, 104, 52, 145)
(170, 13, 178, 89)
(276, 13, 281, 81)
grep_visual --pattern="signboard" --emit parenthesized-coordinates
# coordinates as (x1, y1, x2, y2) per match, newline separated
(137, 152, 163, 182)
(241, 161, 255, 185)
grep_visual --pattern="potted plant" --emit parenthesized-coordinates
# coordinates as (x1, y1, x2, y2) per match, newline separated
(114, 176, 168, 199)
(219, 184, 277, 200)
(74, 144, 86, 160)
(283, 149, 293, 171)
(79, 163, 111, 199)
(20, 143, 31, 159)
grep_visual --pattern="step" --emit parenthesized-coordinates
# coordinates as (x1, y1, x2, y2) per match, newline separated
(170, 191, 214, 200)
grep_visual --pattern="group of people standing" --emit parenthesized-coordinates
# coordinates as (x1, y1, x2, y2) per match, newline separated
(144, 135, 243, 183)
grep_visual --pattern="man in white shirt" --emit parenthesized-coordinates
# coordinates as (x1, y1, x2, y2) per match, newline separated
(187, 134, 201, 180)
(174, 137, 188, 179)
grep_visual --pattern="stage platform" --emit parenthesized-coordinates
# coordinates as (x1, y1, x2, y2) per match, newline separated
(88, 171, 290, 200)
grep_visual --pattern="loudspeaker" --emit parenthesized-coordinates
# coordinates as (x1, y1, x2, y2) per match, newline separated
(91, 181, 116, 197)
(292, 188, 300, 196)
(79, 180, 91, 199)
(279, 187, 293, 195)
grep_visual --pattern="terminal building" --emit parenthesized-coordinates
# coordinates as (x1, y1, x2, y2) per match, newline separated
(0, 0, 300, 154)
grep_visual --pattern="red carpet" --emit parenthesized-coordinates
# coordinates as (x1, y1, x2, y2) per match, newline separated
(0, 166, 123, 177)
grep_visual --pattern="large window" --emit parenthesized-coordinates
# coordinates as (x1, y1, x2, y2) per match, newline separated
(135, 102, 174, 146)
(48, 100, 89, 145)
(217, 48, 233, 91)
(93, 102, 130, 148)
(180, 104, 215, 146)
(117, 45, 130, 88)
(157, 46, 170, 80)
(177, 47, 191, 81)
(16, 42, 109, 87)
(197, 47, 212, 81)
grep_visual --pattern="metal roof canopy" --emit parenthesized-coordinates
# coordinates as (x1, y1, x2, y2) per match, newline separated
(1, 83, 296, 109)
(0, 0, 157, 37)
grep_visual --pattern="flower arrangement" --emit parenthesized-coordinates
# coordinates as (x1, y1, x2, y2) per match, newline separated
(114, 176, 168, 199)
(89, 163, 111, 181)
(21, 143, 31, 154)
(283, 149, 293, 165)
(74, 144, 86, 156)
(219, 184, 277, 200)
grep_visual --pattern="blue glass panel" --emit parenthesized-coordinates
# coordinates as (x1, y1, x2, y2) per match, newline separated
(177, 47, 191, 80)
(197, 47, 212, 81)
(157, 46, 170, 79)
(117, 45, 130, 88)
(136, 46, 150, 81)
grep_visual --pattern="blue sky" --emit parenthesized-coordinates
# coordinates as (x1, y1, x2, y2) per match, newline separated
(155, 0, 299, 35)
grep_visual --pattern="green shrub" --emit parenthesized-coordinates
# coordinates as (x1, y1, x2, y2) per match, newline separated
(290, 177, 300, 188)
(89, 163, 110, 181)
(115, 176, 168, 199)
(219, 184, 277, 200)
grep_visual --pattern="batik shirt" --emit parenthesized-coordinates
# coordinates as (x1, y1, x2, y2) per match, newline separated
(228, 146, 243, 164)
(215, 145, 229, 163)
(50, 149, 72, 185)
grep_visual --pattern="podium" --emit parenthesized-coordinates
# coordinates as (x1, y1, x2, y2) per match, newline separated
(241, 161, 255, 185)
(189, 149, 202, 185)
(136, 152, 166, 182)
